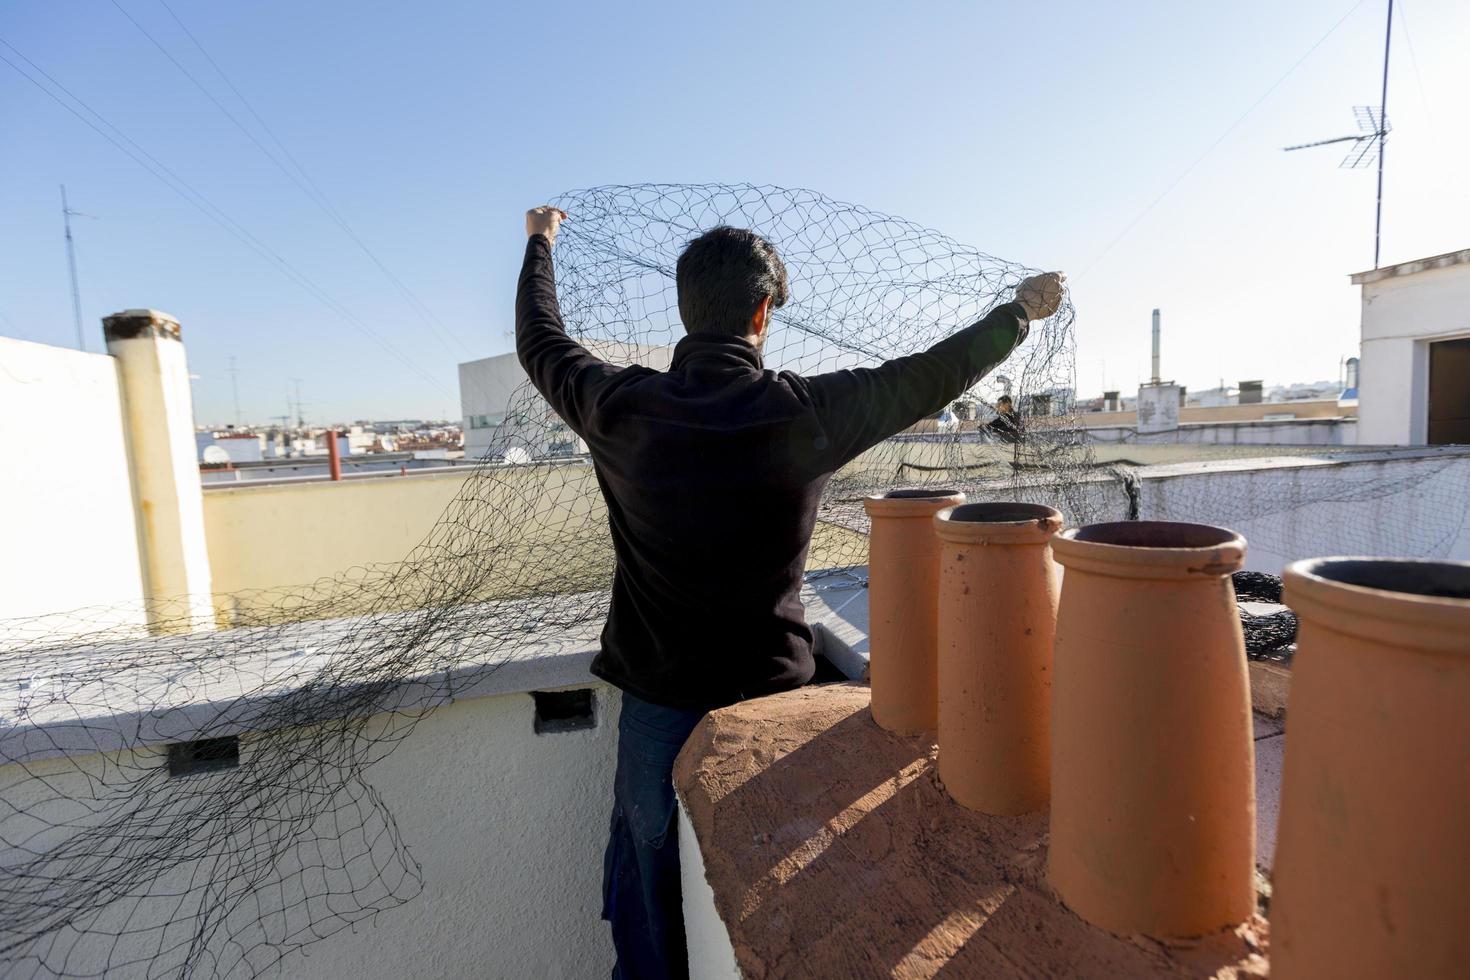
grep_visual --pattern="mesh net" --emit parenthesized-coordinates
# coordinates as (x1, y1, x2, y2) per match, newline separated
(0, 182, 1464, 977)
(0, 183, 1098, 978)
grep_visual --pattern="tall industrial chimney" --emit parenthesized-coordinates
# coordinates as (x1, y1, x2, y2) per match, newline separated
(1151, 309, 1161, 384)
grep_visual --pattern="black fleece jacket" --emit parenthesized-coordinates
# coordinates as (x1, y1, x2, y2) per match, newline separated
(515, 234, 1028, 711)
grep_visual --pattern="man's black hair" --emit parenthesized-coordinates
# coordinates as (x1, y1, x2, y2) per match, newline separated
(675, 226, 789, 337)
(997, 395, 1013, 406)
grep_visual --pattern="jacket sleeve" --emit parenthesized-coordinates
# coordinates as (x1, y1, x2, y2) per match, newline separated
(514, 234, 621, 433)
(796, 302, 1030, 464)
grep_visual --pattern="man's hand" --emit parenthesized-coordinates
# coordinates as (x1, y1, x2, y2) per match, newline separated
(526, 206, 568, 246)
(1014, 272, 1067, 321)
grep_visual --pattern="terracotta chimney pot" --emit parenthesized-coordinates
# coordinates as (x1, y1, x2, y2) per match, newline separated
(933, 502, 1062, 814)
(1272, 557, 1470, 979)
(1048, 521, 1256, 938)
(862, 489, 965, 735)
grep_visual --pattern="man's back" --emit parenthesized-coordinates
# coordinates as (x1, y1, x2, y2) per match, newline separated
(572, 331, 841, 709)
(515, 232, 1035, 711)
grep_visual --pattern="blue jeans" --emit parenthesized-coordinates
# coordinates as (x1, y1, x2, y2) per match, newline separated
(602, 692, 706, 980)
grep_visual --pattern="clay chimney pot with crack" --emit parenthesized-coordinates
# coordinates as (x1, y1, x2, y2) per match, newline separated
(1047, 520, 1256, 938)
(862, 489, 965, 735)
(933, 502, 1062, 814)
(1272, 557, 1470, 979)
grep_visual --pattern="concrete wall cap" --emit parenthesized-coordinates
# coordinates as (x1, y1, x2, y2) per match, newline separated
(103, 309, 182, 342)
(0, 617, 605, 767)
(1349, 247, 1470, 285)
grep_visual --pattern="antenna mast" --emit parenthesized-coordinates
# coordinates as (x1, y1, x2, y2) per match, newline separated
(1282, 0, 1394, 267)
(1372, 0, 1393, 268)
(60, 185, 87, 351)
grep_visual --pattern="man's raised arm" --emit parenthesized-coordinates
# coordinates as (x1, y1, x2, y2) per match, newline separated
(797, 272, 1066, 464)
(515, 206, 618, 432)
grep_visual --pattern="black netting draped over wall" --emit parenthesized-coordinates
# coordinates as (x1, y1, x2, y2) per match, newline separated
(0, 185, 1098, 979)
(0, 183, 1420, 977)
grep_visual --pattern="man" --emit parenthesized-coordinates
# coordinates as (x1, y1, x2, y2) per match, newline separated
(515, 206, 1064, 978)
(987, 394, 1024, 443)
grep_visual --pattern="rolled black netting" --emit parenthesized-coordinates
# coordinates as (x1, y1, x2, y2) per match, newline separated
(0, 184, 1107, 979)
(1233, 571, 1298, 660)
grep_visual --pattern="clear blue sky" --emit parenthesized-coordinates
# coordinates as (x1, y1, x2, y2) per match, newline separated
(3, 0, 1467, 423)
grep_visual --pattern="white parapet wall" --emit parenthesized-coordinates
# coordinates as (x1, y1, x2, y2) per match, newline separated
(1137, 448, 1470, 572)
(1084, 417, 1356, 447)
(0, 634, 621, 980)
(0, 337, 149, 637)
(0, 579, 873, 980)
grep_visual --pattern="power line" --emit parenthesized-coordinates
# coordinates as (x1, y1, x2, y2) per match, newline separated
(0, 36, 453, 400)
(113, 0, 476, 360)
(1075, 0, 1371, 280)
(1394, 0, 1433, 127)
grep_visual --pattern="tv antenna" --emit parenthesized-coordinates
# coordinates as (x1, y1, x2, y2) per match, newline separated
(1283, 0, 1394, 268)
(60, 185, 96, 351)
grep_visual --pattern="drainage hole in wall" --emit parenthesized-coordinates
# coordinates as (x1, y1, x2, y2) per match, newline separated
(533, 689, 596, 734)
(167, 736, 240, 777)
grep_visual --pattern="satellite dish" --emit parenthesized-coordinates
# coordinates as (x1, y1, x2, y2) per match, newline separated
(502, 447, 532, 466)
(202, 446, 231, 465)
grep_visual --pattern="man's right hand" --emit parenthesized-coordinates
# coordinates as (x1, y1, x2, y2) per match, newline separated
(1015, 272, 1067, 321)
(526, 206, 568, 246)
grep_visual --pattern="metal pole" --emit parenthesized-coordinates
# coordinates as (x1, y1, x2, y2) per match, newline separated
(327, 429, 342, 481)
(61, 185, 85, 351)
(1373, 0, 1393, 268)
(1150, 309, 1161, 383)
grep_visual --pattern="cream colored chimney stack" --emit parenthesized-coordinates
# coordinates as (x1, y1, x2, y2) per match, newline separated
(103, 309, 215, 631)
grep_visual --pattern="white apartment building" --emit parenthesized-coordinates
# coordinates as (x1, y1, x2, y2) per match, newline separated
(458, 341, 673, 460)
(1355, 248, 1470, 445)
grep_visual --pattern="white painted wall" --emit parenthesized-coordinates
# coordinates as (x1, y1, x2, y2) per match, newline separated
(0, 337, 148, 636)
(0, 682, 622, 979)
(286, 684, 620, 980)
(679, 801, 742, 980)
(1137, 383, 1181, 434)
(1356, 253, 1470, 445)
